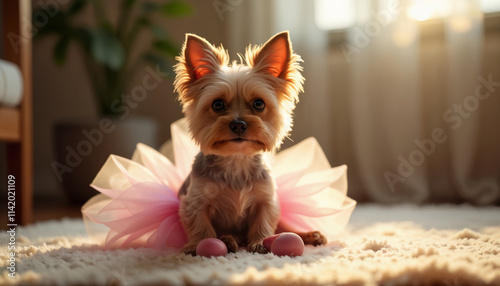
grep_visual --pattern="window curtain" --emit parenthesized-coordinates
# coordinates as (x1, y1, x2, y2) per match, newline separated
(225, 0, 500, 204)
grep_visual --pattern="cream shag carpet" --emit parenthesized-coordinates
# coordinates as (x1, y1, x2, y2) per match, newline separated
(1, 204, 500, 285)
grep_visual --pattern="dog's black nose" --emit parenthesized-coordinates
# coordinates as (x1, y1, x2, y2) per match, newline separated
(230, 119, 247, 135)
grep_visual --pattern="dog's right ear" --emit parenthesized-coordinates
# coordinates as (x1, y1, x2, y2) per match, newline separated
(174, 34, 228, 109)
(183, 34, 224, 81)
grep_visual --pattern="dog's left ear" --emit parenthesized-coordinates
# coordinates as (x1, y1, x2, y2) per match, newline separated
(252, 31, 291, 78)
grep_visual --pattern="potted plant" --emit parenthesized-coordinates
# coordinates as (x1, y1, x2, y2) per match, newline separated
(34, 0, 192, 203)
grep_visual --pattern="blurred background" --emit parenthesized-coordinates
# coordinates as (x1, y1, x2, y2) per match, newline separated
(1, 0, 499, 222)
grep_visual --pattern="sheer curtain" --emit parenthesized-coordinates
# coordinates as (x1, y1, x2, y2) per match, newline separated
(444, 1, 499, 204)
(226, 0, 500, 204)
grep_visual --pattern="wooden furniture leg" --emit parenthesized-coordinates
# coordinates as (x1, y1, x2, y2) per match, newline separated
(2, 0, 33, 225)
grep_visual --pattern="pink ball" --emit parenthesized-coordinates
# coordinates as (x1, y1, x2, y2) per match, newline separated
(270, 232, 304, 257)
(196, 238, 228, 258)
(263, 234, 279, 251)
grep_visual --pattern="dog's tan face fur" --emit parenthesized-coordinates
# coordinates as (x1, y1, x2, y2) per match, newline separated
(174, 32, 303, 156)
(174, 32, 310, 255)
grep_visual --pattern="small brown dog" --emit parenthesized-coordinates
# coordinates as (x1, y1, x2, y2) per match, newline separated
(174, 31, 326, 255)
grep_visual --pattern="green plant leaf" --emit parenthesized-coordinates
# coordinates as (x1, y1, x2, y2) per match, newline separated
(137, 15, 151, 27)
(53, 36, 71, 66)
(153, 39, 179, 57)
(91, 29, 125, 70)
(142, 52, 173, 77)
(124, 0, 137, 9)
(141, 1, 159, 13)
(33, 10, 70, 38)
(68, 0, 88, 15)
(75, 27, 93, 54)
(161, 0, 193, 17)
(150, 25, 166, 38)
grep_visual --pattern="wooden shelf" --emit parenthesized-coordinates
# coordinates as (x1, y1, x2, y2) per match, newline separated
(0, 107, 20, 141)
(1, 0, 33, 225)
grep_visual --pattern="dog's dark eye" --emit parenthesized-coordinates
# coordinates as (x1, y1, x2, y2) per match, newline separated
(212, 99, 225, 112)
(253, 99, 265, 111)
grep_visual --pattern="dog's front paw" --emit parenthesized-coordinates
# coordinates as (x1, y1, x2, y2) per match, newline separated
(300, 231, 327, 246)
(182, 243, 198, 256)
(219, 235, 238, 253)
(248, 242, 268, 254)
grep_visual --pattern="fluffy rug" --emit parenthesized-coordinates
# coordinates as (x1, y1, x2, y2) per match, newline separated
(1, 204, 499, 285)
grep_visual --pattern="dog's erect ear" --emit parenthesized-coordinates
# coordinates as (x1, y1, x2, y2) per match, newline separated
(252, 32, 291, 78)
(183, 34, 222, 80)
(174, 34, 228, 107)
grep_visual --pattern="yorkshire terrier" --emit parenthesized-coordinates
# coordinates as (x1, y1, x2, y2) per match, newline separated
(174, 31, 326, 255)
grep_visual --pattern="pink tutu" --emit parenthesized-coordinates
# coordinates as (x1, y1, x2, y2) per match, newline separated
(81, 118, 356, 249)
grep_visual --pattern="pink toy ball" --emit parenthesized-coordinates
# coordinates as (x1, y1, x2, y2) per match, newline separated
(263, 234, 280, 251)
(268, 232, 304, 257)
(196, 238, 228, 258)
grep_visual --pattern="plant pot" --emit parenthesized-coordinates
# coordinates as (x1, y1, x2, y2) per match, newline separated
(53, 117, 158, 204)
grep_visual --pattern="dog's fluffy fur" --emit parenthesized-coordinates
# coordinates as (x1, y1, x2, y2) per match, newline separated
(174, 31, 325, 255)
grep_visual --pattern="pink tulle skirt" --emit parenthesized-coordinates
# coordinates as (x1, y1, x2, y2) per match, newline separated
(82, 118, 356, 249)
